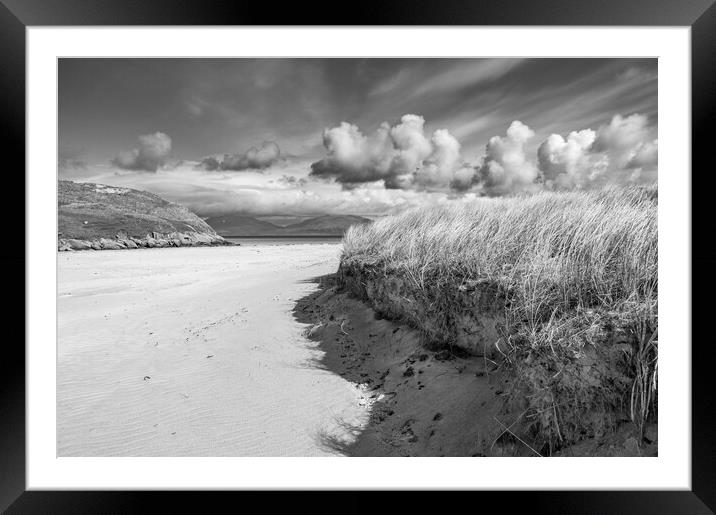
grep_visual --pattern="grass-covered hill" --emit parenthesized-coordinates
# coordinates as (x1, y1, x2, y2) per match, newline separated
(339, 186, 657, 453)
(58, 180, 228, 250)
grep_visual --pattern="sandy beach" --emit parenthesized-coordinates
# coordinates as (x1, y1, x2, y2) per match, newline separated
(57, 243, 370, 456)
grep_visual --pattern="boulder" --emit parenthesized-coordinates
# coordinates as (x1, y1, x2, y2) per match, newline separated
(64, 238, 93, 251)
(58, 230, 224, 251)
(100, 238, 125, 250)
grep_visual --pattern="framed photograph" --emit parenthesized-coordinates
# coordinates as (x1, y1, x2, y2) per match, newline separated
(5, 0, 715, 511)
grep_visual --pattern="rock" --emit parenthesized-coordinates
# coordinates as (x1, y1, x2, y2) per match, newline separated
(64, 238, 93, 251)
(99, 238, 125, 250)
(57, 228, 225, 252)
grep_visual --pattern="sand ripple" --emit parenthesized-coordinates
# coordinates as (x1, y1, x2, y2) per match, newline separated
(57, 244, 368, 456)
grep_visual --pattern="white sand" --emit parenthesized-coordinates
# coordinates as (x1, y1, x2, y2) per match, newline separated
(57, 244, 369, 456)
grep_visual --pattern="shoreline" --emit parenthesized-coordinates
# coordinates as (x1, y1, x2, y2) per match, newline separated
(294, 274, 657, 457)
(58, 231, 231, 251)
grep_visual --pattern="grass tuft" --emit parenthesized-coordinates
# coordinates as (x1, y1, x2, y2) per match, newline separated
(340, 185, 657, 448)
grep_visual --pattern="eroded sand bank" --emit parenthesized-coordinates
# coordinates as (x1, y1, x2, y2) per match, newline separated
(57, 244, 369, 456)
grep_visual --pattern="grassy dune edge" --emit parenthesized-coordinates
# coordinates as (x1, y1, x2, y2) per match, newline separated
(339, 186, 657, 451)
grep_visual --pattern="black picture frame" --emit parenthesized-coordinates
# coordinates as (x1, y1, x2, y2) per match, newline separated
(3, 0, 714, 512)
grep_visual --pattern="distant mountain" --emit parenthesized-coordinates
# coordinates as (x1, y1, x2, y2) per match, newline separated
(282, 215, 371, 235)
(205, 213, 371, 237)
(204, 214, 284, 237)
(58, 180, 228, 250)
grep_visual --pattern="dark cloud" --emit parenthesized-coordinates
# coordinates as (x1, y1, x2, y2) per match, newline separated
(111, 132, 172, 172)
(276, 174, 308, 187)
(199, 156, 221, 171)
(200, 141, 281, 171)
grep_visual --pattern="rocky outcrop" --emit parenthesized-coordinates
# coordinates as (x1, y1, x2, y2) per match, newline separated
(58, 230, 231, 251)
(58, 180, 232, 251)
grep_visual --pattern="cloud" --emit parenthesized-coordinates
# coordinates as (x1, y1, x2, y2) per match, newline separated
(626, 139, 658, 169)
(275, 174, 308, 187)
(370, 59, 525, 100)
(310, 114, 469, 190)
(472, 121, 540, 195)
(537, 129, 607, 188)
(199, 156, 221, 171)
(200, 141, 281, 171)
(409, 59, 525, 99)
(310, 113, 657, 196)
(71, 165, 455, 218)
(58, 157, 87, 170)
(592, 113, 656, 169)
(111, 132, 172, 172)
(537, 113, 657, 188)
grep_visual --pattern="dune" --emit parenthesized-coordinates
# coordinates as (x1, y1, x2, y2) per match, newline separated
(57, 244, 370, 456)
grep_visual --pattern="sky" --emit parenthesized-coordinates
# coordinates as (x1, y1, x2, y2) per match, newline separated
(58, 58, 658, 217)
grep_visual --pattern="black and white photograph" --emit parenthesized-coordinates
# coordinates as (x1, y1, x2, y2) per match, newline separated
(56, 57, 660, 458)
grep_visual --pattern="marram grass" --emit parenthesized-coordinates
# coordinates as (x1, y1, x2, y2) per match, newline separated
(341, 186, 657, 450)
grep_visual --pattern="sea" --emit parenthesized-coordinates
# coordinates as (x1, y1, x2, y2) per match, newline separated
(225, 236, 343, 247)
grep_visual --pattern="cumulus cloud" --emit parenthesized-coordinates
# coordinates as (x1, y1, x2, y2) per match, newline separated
(311, 113, 657, 196)
(472, 121, 540, 195)
(537, 129, 607, 188)
(310, 114, 470, 190)
(537, 113, 657, 188)
(111, 132, 172, 172)
(200, 141, 281, 171)
(626, 139, 658, 169)
(592, 114, 654, 168)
